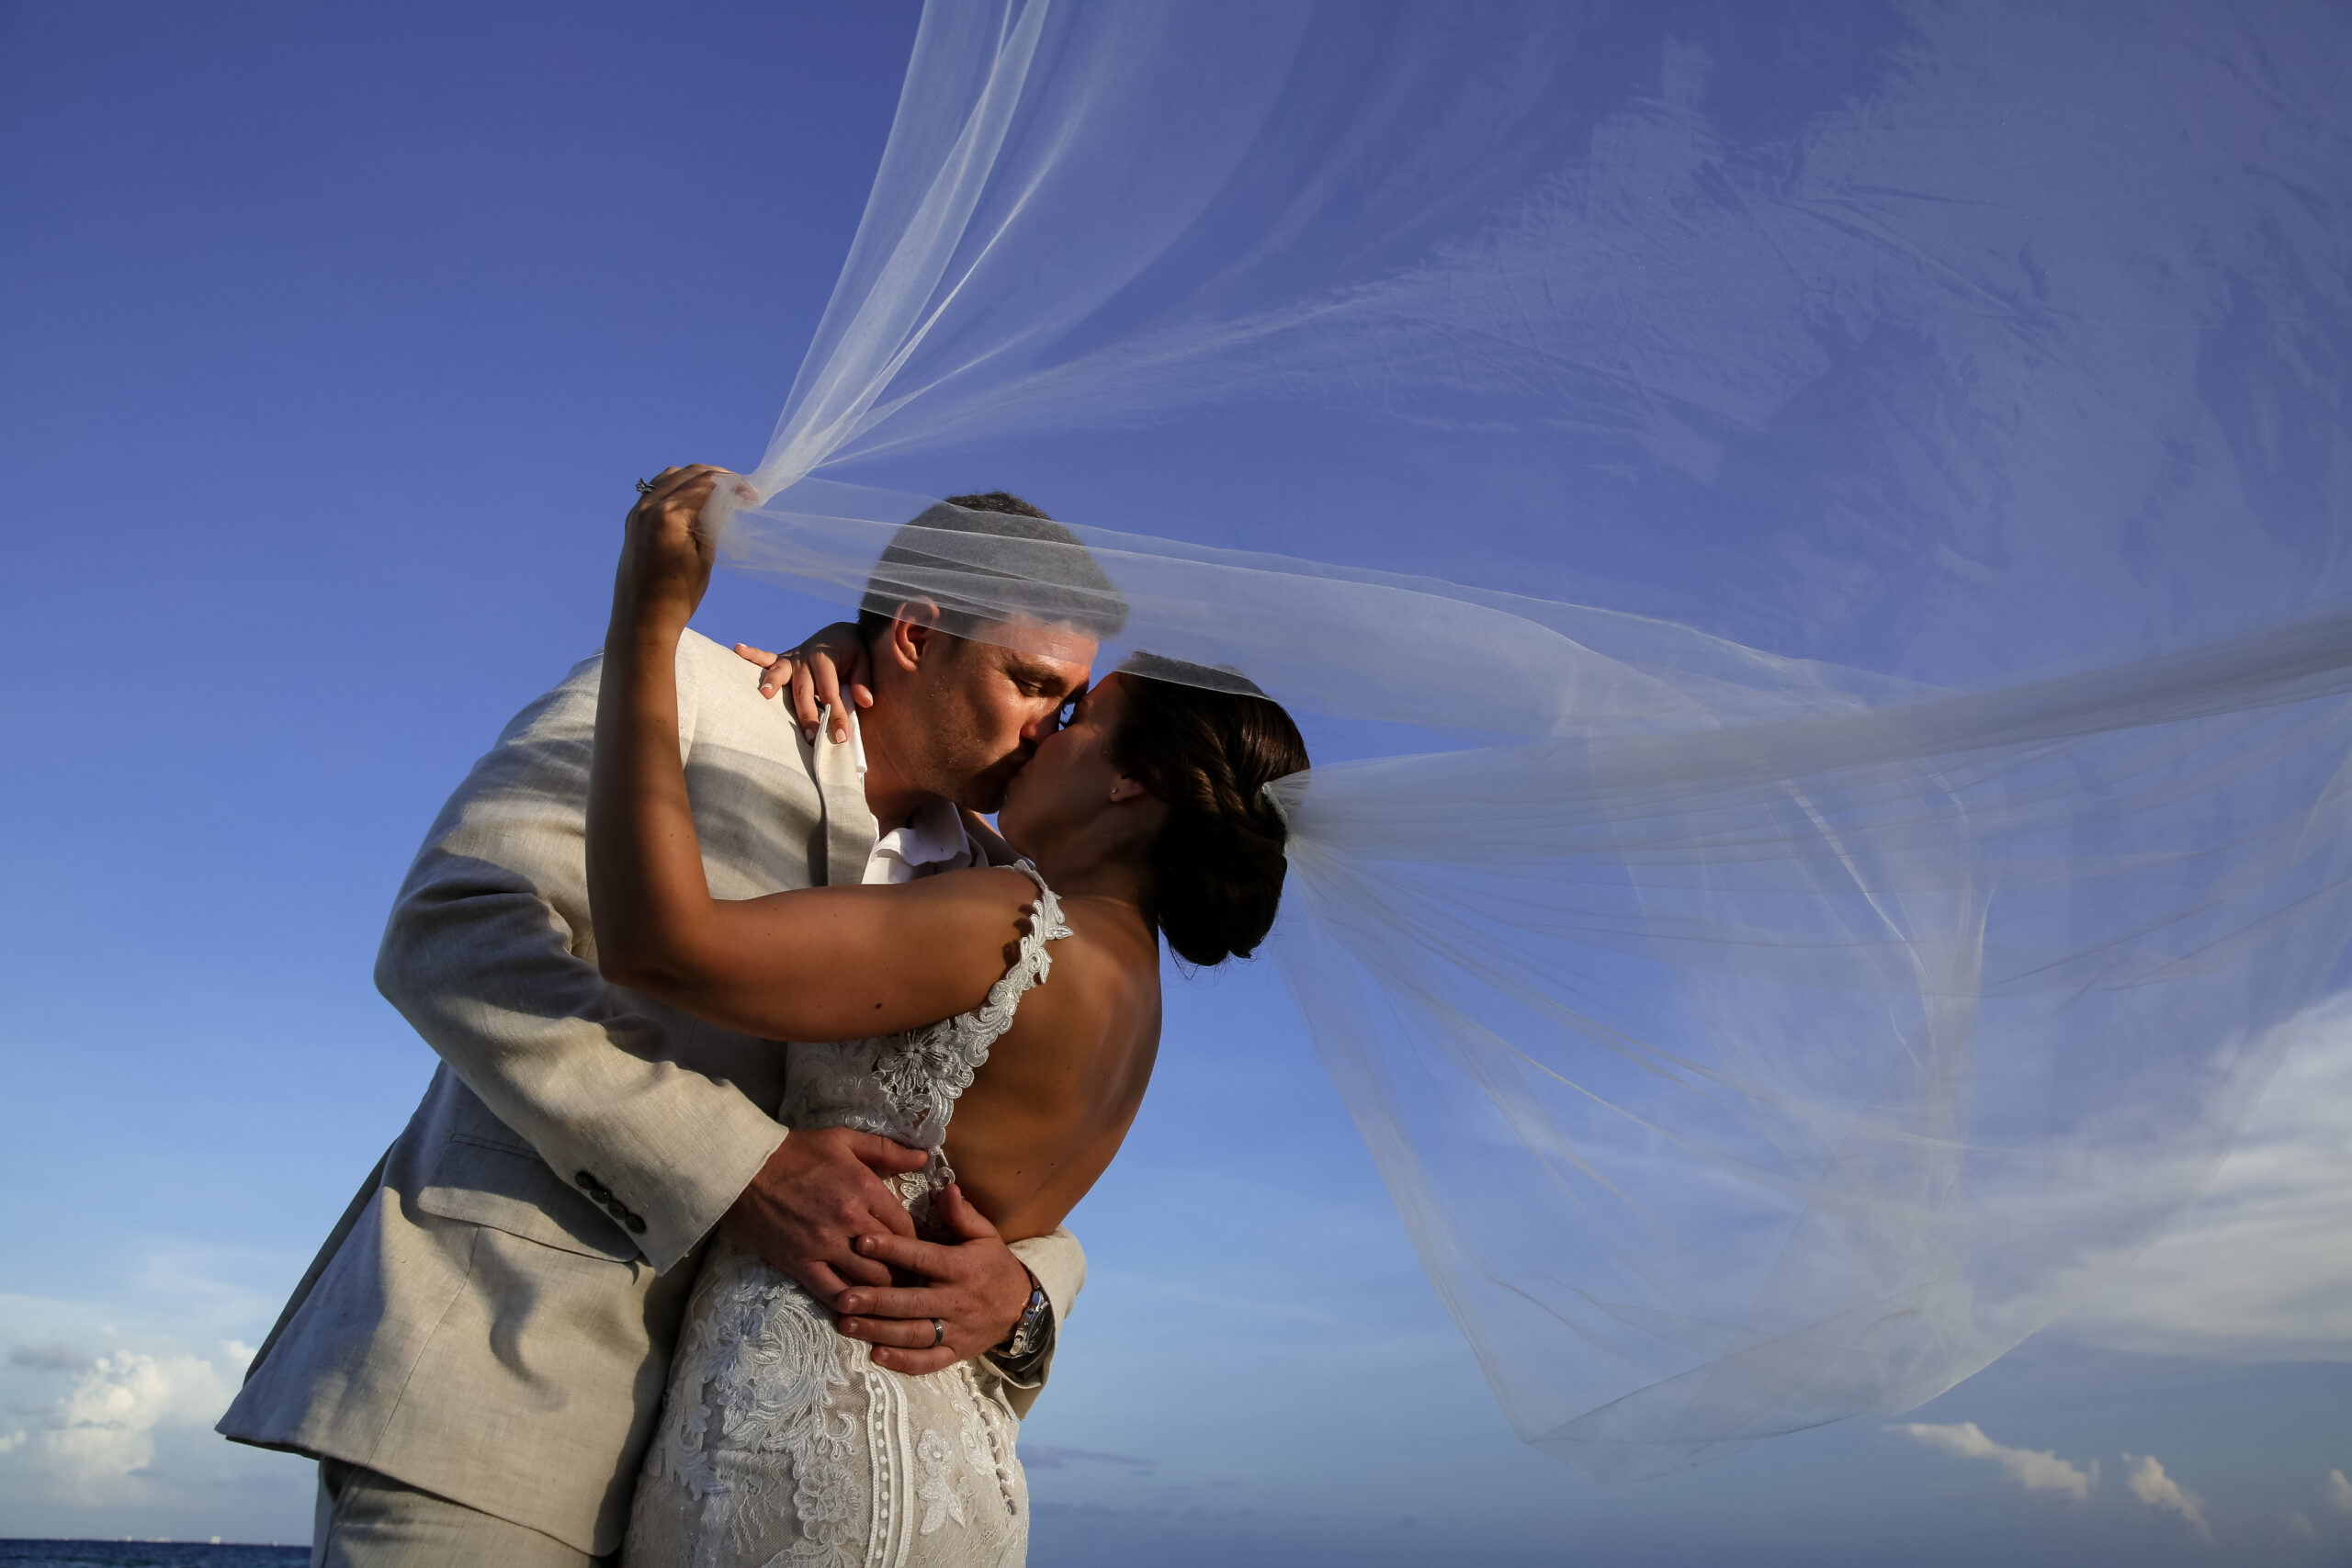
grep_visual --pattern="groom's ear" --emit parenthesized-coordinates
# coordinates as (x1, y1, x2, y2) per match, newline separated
(877, 600, 945, 675)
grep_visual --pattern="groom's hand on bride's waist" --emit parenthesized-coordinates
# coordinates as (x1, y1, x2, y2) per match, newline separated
(832, 1182, 1035, 1376)
(719, 1127, 928, 1298)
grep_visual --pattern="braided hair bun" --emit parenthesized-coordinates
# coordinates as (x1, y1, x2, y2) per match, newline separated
(1111, 655, 1310, 965)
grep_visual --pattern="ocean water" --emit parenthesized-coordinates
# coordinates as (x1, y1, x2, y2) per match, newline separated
(0, 1546, 306, 1568)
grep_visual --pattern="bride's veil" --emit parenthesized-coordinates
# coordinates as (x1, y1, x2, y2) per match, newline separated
(705, 0, 2352, 1477)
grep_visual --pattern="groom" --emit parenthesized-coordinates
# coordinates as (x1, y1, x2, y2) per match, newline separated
(220, 478, 1125, 1566)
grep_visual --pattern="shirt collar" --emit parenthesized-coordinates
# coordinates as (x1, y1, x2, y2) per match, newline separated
(889, 794, 974, 871)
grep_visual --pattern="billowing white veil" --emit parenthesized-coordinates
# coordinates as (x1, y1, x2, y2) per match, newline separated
(707, 1, 2352, 1477)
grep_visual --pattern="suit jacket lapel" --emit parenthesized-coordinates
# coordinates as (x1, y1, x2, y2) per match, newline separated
(804, 704, 877, 887)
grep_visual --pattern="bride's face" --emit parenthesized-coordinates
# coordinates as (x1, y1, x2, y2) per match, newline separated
(995, 672, 1137, 854)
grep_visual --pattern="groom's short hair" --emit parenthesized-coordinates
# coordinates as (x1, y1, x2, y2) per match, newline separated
(857, 491, 1128, 644)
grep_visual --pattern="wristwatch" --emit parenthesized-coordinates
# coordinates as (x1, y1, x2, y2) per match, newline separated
(998, 1269, 1052, 1360)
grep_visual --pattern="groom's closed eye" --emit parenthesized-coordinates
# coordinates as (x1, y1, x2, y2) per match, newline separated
(1001, 658, 1081, 710)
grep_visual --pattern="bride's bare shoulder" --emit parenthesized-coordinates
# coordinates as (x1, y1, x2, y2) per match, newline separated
(1020, 901, 1160, 1030)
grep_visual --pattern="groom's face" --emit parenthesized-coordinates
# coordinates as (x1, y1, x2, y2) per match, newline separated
(890, 616, 1096, 812)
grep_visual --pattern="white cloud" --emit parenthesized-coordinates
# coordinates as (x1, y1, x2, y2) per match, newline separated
(2122, 1453, 2211, 1541)
(22, 1346, 248, 1495)
(2063, 1006, 2352, 1359)
(2326, 1468, 2352, 1514)
(1, 1287, 271, 1506)
(1888, 1422, 2097, 1502)
(0, 1273, 311, 1544)
(2290, 1511, 2317, 1539)
(0, 1321, 306, 1547)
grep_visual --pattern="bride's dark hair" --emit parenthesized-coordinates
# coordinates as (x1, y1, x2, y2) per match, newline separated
(1109, 654, 1309, 966)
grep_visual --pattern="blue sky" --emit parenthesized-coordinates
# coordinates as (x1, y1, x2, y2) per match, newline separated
(2, 5, 2348, 1562)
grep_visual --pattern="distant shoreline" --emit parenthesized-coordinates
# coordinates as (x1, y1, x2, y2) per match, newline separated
(0, 1543, 308, 1568)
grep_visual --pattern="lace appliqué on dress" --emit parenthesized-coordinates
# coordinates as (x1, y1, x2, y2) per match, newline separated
(914, 1428, 968, 1535)
(870, 868, 1068, 1166)
(648, 1250, 864, 1568)
(625, 863, 1066, 1568)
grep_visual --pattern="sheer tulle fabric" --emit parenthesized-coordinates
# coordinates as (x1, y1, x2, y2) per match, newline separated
(703, 1, 2352, 1475)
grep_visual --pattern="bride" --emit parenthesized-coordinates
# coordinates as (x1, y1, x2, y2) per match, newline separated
(589, 466, 1307, 1567)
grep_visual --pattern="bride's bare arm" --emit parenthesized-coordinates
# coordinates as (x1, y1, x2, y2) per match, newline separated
(587, 466, 1031, 1043)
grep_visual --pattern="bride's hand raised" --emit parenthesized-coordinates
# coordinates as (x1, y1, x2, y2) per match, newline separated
(612, 465, 754, 633)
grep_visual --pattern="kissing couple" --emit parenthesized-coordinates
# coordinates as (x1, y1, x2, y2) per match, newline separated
(220, 465, 1309, 1568)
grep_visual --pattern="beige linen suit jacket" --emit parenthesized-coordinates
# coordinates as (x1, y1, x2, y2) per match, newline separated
(218, 631, 1087, 1556)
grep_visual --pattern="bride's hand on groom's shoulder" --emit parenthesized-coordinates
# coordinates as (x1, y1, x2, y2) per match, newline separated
(734, 621, 874, 745)
(613, 464, 753, 634)
(834, 1184, 1034, 1376)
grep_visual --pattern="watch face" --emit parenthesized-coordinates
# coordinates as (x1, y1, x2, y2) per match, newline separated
(1009, 1291, 1049, 1355)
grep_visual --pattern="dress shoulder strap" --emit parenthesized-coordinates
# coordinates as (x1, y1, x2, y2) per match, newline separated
(991, 859, 1073, 1008)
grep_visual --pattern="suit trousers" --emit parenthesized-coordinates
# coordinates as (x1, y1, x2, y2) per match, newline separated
(313, 1460, 612, 1568)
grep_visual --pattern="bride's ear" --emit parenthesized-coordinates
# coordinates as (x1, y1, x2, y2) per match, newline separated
(1108, 776, 1150, 804)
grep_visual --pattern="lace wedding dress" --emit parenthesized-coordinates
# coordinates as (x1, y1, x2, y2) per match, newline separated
(621, 863, 1069, 1568)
